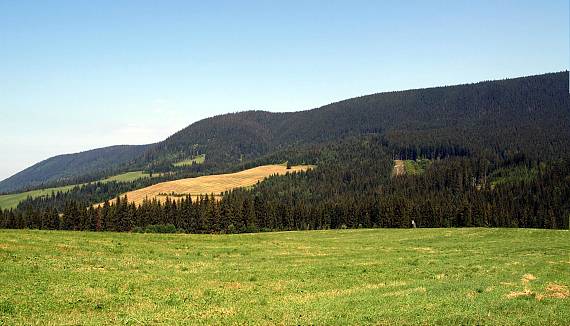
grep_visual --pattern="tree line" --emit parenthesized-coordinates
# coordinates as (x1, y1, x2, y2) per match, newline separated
(2, 136, 569, 232)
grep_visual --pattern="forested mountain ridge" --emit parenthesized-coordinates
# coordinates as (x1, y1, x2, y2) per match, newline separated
(144, 71, 570, 167)
(0, 145, 152, 194)
(2, 71, 568, 194)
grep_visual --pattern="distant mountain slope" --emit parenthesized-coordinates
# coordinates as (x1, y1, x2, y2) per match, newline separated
(0, 145, 151, 193)
(147, 72, 570, 165)
(2, 71, 568, 193)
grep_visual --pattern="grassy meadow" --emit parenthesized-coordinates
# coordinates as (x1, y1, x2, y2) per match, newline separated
(98, 171, 153, 184)
(0, 228, 568, 325)
(0, 171, 153, 210)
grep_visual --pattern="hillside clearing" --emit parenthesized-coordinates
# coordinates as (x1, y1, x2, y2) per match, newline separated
(106, 164, 313, 206)
(98, 171, 154, 183)
(393, 159, 430, 177)
(173, 154, 206, 167)
(0, 228, 568, 324)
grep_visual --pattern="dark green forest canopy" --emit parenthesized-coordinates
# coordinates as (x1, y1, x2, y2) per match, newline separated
(146, 72, 570, 166)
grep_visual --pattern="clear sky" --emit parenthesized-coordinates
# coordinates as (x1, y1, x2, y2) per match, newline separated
(0, 0, 568, 181)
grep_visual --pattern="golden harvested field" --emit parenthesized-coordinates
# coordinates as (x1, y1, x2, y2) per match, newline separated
(107, 164, 313, 206)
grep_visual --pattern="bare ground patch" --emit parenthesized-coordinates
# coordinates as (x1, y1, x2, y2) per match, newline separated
(538, 283, 570, 300)
(506, 274, 569, 301)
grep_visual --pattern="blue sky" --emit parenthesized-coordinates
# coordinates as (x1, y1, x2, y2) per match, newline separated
(0, 0, 568, 181)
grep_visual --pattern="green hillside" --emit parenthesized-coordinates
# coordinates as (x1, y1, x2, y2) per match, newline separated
(0, 171, 153, 210)
(0, 228, 568, 324)
(0, 185, 79, 211)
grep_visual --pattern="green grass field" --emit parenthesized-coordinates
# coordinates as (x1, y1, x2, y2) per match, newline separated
(0, 171, 154, 210)
(174, 154, 206, 167)
(0, 228, 568, 325)
(98, 171, 152, 183)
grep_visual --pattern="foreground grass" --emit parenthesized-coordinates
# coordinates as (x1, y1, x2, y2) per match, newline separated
(0, 228, 568, 325)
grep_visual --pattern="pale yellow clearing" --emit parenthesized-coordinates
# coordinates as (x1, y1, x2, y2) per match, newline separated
(104, 164, 313, 206)
(393, 160, 405, 176)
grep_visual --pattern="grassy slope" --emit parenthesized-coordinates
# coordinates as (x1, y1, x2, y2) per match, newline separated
(173, 154, 206, 167)
(0, 228, 568, 325)
(0, 185, 79, 210)
(0, 171, 152, 210)
(99, 171, 151, 183)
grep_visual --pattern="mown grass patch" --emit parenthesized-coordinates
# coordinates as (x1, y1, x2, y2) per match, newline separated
(0, 228, 568, 324)
(174, 154, 206, 167)
(98, 171, 152, 183)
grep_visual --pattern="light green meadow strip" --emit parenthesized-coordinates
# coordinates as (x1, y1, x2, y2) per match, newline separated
(173, 154, 206, 167)
(0, 171, 153, 209)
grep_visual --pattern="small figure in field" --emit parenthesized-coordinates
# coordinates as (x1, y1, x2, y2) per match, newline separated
(411, 220, 416, 228)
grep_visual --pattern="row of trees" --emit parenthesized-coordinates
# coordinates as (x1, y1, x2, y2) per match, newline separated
(1, 169, 568, 232)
